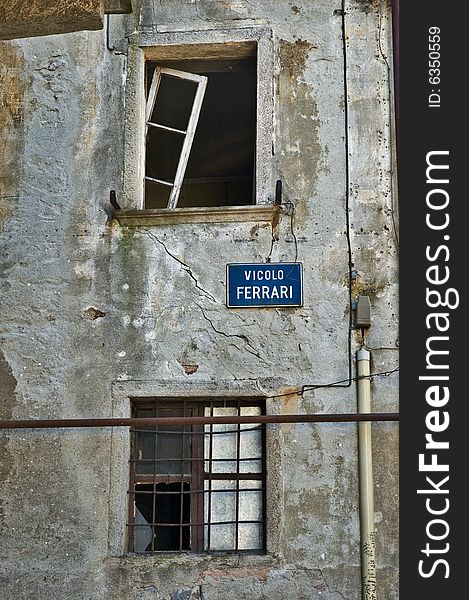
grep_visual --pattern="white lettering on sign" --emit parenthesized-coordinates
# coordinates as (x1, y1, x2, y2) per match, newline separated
(236, 285, 293, 301)
(244, 269, 285, 282)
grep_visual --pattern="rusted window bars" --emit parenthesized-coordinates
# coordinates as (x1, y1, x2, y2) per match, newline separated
(0, 408, 399, 555)
(129, 398, 265, 553)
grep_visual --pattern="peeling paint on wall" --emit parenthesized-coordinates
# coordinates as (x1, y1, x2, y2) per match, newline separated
(277, 39, 322, 219)
(0, 42, 27, 232)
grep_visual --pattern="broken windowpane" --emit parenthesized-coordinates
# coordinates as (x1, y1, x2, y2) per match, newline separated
(150, 74, 198, 132)
(133, 482, 190, 552)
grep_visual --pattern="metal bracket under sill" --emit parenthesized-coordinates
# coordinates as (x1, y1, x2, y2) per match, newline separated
(114, 205, 278, 226)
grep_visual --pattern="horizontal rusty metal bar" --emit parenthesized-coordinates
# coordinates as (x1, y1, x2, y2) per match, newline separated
(0, 413, 399, 430)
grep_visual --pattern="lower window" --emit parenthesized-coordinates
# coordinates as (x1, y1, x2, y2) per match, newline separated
(128, 398, 266, 553)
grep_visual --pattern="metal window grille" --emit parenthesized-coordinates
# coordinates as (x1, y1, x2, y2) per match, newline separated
(128, 398, 266, 553)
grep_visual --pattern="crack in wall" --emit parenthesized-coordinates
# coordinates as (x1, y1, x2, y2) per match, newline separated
(317, 568, 348, 600)
(229, 313, 256, 327)
(141, 230, 217, 302)
(218, 358, 239, 380)
(196, 304, 270, 367)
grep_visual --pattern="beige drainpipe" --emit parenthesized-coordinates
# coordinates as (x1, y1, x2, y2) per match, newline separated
(357, 347, 377, 600)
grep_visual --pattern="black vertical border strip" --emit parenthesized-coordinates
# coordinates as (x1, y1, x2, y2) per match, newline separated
(399, 1, 466, 597)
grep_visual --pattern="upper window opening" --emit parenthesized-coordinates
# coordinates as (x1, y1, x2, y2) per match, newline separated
(144, 56, 257, 210)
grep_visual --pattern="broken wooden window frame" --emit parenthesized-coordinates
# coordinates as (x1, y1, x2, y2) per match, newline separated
(145, 67, 208, 209)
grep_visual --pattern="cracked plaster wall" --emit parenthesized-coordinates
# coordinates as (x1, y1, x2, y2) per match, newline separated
(0, 1, 398, 598)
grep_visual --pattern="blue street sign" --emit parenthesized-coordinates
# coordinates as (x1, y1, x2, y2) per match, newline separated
(226, 263, 303, 308)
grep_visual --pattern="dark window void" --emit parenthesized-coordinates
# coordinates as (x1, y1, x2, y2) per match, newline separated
(134, 483, 190, 552)
(128, 398, 266, 554)
(145, 57, 257, 209)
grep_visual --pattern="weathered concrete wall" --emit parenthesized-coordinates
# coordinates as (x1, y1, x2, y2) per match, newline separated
(0, 1, 398, 598)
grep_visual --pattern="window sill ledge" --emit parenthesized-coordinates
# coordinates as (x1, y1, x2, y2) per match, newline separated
(111, 552, 281, 569)
(115, 205, 277, 226)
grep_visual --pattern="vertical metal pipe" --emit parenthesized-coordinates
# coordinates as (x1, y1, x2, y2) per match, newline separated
(357, 348, 377, 600)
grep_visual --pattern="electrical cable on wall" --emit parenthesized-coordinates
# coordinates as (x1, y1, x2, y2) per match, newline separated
(340, 0, 354, 390)
(282, 0, 354, 392)
(378, 2, 399, 251)
(268, 2, 355, 393)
